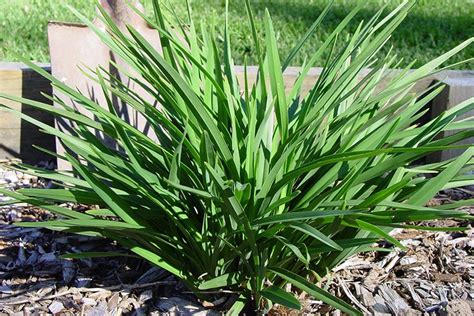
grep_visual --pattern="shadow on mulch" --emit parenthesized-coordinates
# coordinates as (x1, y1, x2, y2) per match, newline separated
(0, 216, 202, 315)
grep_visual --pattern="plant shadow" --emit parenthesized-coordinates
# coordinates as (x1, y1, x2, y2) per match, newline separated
(0, 221, 206, 315)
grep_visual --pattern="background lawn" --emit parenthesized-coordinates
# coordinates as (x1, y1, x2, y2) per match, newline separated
(0, 0, 473, 69)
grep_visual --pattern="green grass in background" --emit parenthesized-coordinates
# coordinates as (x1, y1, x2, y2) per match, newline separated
(0, 0, 473, 69)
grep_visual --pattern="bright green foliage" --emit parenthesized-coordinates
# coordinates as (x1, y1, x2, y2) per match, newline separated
(1, 0, 474, 314)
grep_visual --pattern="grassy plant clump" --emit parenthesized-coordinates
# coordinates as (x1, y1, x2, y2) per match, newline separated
(1, 0, 473, 314)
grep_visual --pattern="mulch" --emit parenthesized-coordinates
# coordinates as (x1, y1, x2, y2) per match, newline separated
(0, 164, 473, 315)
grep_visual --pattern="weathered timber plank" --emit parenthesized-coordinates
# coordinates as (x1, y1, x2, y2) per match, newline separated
(0, 62, 56, 164)
(428, 77, 474, 162)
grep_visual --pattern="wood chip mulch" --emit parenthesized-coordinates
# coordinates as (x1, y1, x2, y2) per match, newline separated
(293, 188, 474, 315)
(0, 166, 211, 315)
(0, 164, 473, 315)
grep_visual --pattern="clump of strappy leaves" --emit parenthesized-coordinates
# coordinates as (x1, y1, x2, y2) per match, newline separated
(1, 0, 473, 314)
